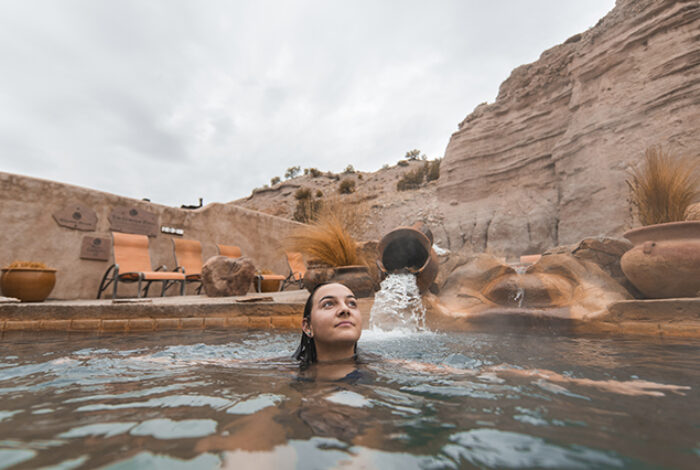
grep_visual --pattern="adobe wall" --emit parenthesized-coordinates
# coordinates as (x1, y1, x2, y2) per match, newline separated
(0, 172, 302, 299)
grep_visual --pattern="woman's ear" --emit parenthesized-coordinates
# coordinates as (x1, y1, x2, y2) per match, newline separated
(302, 318, 312, 337)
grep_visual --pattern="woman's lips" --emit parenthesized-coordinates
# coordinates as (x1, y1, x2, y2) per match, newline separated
(335, 321, 354, 327)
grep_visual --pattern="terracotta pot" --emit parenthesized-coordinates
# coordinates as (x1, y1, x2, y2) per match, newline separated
(377, 222, 439, 294)
(303, 265, 335, 293)
(620, 221, 700, 298)
(303, 265, 375, 298)
(1, 268, 57, 302)
(331, 265, 375, 298)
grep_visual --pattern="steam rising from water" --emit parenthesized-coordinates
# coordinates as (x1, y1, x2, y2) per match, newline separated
(369, 273, 427, 333)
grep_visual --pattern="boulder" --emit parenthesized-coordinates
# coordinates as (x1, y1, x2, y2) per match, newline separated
(201, 255, 256, 297)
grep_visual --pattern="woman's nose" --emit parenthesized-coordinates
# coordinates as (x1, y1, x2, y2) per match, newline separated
(337, 304, 351, 316)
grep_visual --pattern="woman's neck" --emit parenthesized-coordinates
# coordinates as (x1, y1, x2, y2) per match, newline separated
(314, 341, 356, 363)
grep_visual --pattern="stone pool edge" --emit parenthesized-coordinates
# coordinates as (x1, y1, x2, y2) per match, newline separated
(0, 294, 698, 339)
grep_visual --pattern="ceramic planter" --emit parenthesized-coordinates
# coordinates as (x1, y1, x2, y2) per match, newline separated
(303, 265, 375, 298)
(620, 221, 700, 298)
(377, 222, 439, 294)
(1, 268, 57, 302)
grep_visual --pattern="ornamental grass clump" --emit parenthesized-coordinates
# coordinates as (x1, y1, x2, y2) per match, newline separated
(627, 146, 699, 225)
(4, 261, 50, 270)
(285, 214, 365, 267)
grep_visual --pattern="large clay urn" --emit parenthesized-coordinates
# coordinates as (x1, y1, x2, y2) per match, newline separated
(377, 222, 439, 294)
(620, 221, 700, 298)
(1, 267, 57, 302)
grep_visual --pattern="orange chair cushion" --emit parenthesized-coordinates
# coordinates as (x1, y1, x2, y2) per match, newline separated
(120, 271, 185, 281)
(173, 239, 203, 275)
(218, 244, 242, 258)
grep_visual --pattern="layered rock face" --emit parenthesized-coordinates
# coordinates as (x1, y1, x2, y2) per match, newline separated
(438, 0, 700, 256)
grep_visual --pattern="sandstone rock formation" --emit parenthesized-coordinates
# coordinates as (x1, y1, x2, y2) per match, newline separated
(428, 252, 632, 326)
(234, 1, 699, 261)
(201, 256, 257, 297)
(438, 0, 700, 256)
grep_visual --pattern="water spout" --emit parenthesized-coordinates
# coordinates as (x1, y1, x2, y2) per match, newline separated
(369, 274, 427, 333)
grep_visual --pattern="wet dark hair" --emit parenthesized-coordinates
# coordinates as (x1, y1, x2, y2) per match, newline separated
(293, 282, 358, 366)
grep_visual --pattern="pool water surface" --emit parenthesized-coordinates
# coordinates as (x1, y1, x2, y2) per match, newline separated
(0, 329, 698, 469)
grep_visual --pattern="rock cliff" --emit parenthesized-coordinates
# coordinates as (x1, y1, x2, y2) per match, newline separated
(236, 0, 699, 259)
(438, 0, 700, 256)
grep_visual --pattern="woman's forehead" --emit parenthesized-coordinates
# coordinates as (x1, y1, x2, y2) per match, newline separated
(315, 283, 353, 299)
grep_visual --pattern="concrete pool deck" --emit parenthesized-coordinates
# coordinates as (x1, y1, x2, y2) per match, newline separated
(0, 292, 698, 338)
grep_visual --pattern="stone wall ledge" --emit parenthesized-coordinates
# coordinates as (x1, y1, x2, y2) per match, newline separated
(0, 292, 377, 333)
(0, 295, 306, 321)
(1, 294, 697, 338)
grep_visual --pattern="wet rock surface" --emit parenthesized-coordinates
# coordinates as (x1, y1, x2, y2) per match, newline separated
(430, 251, 632, 322)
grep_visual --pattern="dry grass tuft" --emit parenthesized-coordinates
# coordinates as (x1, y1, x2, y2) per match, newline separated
(317, 195, 370, 239)
(627, 146, 699, 225)
(4, 261, 50, 270)
(285, 215, 366, 267)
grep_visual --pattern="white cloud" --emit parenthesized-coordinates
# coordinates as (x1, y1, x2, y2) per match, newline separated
(0, 0, 615, 206)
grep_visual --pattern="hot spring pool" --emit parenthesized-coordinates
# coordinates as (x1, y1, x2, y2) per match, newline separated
(0, 329, 698, 469)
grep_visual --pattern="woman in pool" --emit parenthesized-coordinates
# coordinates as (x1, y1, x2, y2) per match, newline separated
(290, 282, 690, 395)
(293, 282, 367, 380)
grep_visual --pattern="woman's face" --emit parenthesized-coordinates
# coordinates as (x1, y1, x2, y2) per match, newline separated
(304, 283, 362, 347)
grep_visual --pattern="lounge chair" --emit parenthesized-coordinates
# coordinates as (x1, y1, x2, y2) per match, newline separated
(97, 232, 185, 299)
(172, 238, 204, 294)
(217, 244, 242, 258)
(281, 251, 306, 290)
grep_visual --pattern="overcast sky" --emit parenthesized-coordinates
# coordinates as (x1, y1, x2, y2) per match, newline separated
(0, 0, 615, 207)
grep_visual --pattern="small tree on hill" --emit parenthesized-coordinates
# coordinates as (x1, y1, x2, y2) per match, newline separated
(285, 166, 301, 179)
(405, 149, 421, 161)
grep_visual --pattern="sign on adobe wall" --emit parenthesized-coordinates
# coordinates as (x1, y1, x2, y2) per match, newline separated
(108, 207, 158, 237)
(80, 236, 111, 261)
(52, 204, 98, 231)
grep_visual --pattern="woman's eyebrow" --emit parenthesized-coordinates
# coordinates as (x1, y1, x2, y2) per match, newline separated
(318, 295, 336, 303)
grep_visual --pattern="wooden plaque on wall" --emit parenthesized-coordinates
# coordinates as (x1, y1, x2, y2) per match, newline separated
(53, 204, 98, 231)
(108, 207, 158, 237)
(80, 236, 111, 261)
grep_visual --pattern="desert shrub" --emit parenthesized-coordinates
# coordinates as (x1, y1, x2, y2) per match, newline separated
(316, 190, 323, 197)
(270, 176, 281, 185)
(284, 216, 365, 267)
(295, 187, 312, 200)
(627, 145, 699, 225)
(344, 164, 355, 174)
(405, 149, 421, 161)
(338, 178, 356, 194)
(292, 187, 322, 223)
(397, 166, 426, 191)
(357, 174, 363, 180)
(397, 159, 409, 167)
(305, 167, 322, 177)
(285, 165, 301, 179)
(426, 158, 441, 182)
